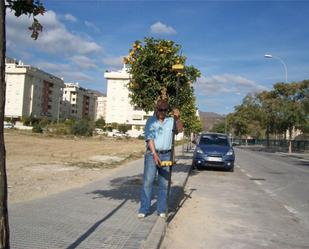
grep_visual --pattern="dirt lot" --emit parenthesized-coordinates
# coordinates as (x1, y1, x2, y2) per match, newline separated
(4, 130, 145, 203)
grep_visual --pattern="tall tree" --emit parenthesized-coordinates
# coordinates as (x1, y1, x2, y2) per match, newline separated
(257, 90, 281, 146)
(271, 81, 308, 153)
(0, 1, 45, 248)
(124, 37, 201, 132)
(228, 94, 263, 142)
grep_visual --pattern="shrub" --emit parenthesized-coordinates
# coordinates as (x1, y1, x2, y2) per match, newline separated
(32, 124, 43, 133)
(70, 119, 95, 136)
(39, 117, 50, 127)
(46, 123, 70, 135)
(95, 118, 106, 130)
(22, 115, 40, 126)
(118, 124, 131, 134)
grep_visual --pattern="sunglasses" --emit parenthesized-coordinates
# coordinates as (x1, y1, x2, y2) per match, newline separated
(157, 108, 168, 112)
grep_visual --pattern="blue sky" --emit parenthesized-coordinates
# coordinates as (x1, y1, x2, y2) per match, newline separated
(6, 0, 309, 114)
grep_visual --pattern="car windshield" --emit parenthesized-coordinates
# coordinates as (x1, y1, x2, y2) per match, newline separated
(199, 135, 229, 146)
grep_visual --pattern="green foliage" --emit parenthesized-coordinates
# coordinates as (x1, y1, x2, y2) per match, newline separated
(4, 117, 13, 123)
(6, 0, 45, 40)
(46, 123, 70, 135)
(118, 123, 131, 133)
(22, 115, 39, 126)
(32, 123, 43, 133)
(39, 117, 50, 127)
(124, 37, 201, 131)
(228, 80, 309, 140)
(64, 118, 76, 127)
(70, 119, 95, 136)
(111, 122, 118, 130)
(95, 118, 106, 129)
(210, 122, 225, 133)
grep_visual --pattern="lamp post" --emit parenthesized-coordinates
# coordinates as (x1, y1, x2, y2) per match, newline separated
(264, 54, 288, 83)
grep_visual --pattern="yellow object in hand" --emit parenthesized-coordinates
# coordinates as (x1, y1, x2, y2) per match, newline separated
(160, 161, 173, 167)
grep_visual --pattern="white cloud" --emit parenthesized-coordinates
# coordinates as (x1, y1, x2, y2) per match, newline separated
(35, 61, 71, 72)
(33, 61, 95, 83)
(150, 21, 176, 35)
(70, 55, 98, 69)
(102, 56, 124, 67)
(195, 74, 266, 96)
(64, 14, 77, 22)
(6, 10, 102, 55)
(85, 21, 100, 33)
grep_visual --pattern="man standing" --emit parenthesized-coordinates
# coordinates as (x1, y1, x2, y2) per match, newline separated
(138, 99, 183, 218)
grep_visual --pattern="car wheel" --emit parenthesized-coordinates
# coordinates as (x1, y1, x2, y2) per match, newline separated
(191, 162, 196, 170)
(196, 165, 202, 170)
(228, 167, 234, 172)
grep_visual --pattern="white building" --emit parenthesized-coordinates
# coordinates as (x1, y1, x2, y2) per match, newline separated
(62, 83, 96, 120)
(104, 66, 184, 139)
(104, 65, 152, 132)
(5, 58, 64, 120)
(95, 95, 107, 120)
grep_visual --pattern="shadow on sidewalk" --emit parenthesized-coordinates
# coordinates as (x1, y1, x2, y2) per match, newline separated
(89, 174, 144, 203)
(67, 171, 188, 248)
(88, 173, 186, 211)
(67, 174, 155, 248)
(66, 199, 127, 249)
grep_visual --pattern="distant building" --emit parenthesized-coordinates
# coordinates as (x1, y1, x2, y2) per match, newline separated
(104, 66, 184, 139)
(62, 83, 96, 120)
(95, 95, 107, 120)
(5, 58, 64, 120)
(104, 65, 152, 131)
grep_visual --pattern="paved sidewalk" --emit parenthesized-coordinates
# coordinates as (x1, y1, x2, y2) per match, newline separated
(9, 148, 193, 249)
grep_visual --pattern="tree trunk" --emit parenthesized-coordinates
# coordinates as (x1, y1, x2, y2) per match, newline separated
(266, 126, 270, 148)
(0, 1, 10, 248)
(288, 127, 292, 154)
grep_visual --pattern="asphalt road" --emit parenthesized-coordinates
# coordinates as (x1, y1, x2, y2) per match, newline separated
(235, 147, 309, 229)
(161, 148, 309, 249)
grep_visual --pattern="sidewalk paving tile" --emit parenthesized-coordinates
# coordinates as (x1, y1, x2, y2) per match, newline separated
(9, 149, 192, 249)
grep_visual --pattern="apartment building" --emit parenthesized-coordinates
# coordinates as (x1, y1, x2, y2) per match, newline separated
(104, 65, 152, 130)
(95, 95, 107, 120)
(62, 83, 96, 120)
(5, 58, 64, 120)
(104, 65, 187, 139)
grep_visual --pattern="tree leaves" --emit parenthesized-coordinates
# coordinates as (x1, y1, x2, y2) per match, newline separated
(6, 0, 45, 39)
(124, 37, 202, 132)
(228, 80, 309, 139)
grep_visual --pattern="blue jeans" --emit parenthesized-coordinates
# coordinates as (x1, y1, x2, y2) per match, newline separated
(139, 151, 171, 214)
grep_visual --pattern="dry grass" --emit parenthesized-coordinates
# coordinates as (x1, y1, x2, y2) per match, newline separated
(4, 129, 145, 203)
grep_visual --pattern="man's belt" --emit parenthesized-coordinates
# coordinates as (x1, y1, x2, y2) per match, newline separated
(155, 149, 171, 154)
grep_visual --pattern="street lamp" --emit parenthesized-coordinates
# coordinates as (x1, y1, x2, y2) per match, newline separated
(264, 54, 288, 83)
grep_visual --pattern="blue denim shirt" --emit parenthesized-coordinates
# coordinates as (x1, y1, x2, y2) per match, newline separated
(145, 114, 174, 150)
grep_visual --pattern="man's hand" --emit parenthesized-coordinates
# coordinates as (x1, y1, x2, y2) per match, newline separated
(148, 140, 161, 165)
(173, 108, 180, 119)
(152, 153, 161, 166)
(173, 108, 183, 133)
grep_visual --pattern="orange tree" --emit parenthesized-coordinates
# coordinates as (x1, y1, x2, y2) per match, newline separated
(124, 37, 202, 134)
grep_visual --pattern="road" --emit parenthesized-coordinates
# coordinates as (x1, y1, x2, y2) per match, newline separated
(161, 147, 309, 249)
